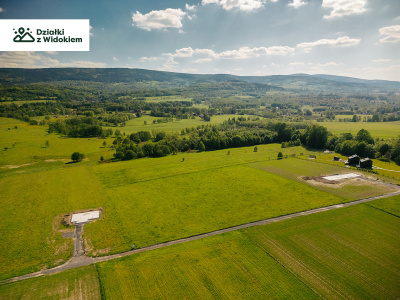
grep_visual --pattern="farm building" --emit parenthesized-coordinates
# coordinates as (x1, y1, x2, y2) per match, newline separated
(348, 154, 360, 165)
(359, 158, 373, 168)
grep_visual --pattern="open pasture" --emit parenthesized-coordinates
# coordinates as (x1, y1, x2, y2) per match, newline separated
(143, 95, 193, 103)
(92, 144, 309, 187)
(0, 166, 107, 280)
(0, 118, 115, 166)
(321, 120, 400, 139)
(86, 164, 343, 254)
(104, 114, 257, 135)
(0, 265, 101, 300)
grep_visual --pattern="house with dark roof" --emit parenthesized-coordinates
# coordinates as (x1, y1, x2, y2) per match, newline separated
(359, 158, 373, 169)
(348, 154, 360, 165)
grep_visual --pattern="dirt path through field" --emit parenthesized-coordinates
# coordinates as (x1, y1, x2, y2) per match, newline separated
(1, 187, 400, 286)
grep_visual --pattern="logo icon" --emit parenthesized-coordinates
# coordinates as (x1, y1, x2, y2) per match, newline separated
(13, 27, 35, 42)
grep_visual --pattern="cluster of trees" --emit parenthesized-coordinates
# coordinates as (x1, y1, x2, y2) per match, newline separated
(111, 120, 327, 161)
(326, 129, 376, 158)
(49, 117, 113, 138)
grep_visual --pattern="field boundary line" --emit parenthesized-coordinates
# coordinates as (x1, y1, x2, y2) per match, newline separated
(364, 203, 400, 219)
(1, 188, 400, 286)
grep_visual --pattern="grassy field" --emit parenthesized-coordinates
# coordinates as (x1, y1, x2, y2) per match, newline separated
(0, 118, 115, 165)
(0, 265, 101, 300)
(2, 195, 399, 298)
(320, 120, 400, 139)
(0, 166, 107, 280)
(143, 95, 193, 103)
(86, 164, 343, 254)
(93, 197, 400, 299)
(103, 114, 256, 135)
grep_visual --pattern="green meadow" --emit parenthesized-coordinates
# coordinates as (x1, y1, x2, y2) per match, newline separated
(93, 197, 400, 299)
(0, 118, 115, 165)
(0, 166, 107, 280)
(1, 115, 400, 296)
(2, 194, 399, 298)
(0, 265, 100, 300)
(103, 114, 255, 135)
(321, 120, 400, 139)
(86, 164, 343, 254)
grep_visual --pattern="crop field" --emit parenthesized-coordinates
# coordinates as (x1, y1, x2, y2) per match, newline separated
(0, 265, 100, 300)
(97, 231, 318, 300)
(91, 197, 400, 299)
(366, 194, 400, 217)
(0, 166, 107, 280)
(244, 201, 400, 299)
(249, 158, 398, 200)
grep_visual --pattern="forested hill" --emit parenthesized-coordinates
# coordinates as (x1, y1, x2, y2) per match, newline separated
(0, 68, 399, 93)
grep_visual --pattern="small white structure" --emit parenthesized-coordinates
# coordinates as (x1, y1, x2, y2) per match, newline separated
(71, 210, 100, 224)
(322, 173, 361, 181)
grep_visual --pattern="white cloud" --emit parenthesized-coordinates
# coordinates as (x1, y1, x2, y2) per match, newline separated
(379, 25, 400, 43)
(0, 52, 105, 68)
(179, 29, 186, 34)
(202, 0, 266, 11)
(217, 46, 294, 59)
(160, 45, 294, 65)
(140, 56, 160, 61)
(372, 58, 392, 63)
(171, 47, 195, 57)
(288, 0, 307, 9)
(0, 7, 4, 13)
(289, 62, 305, 66)
(185, 4, 197, 10)
(317, 62, 343, 67)
(193, 58, 213, 63)
(297, 36, 360, 52)
(113, 57, 118, 61)
(132, 8, 186, 31)
(45, 51, 59, 55)
(322, 0, 367, 19)
(89, 25, 94, 36)
(194, 48, 218, 58)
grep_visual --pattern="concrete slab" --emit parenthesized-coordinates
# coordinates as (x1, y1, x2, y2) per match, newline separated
(322, 173, 361, 181)
(71, 210, 100, 224)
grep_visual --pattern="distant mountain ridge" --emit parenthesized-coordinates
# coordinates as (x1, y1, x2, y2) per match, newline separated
(0, 68, 399, 92)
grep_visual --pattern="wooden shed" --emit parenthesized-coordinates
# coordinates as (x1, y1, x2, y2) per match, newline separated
(360, 158, 373, 169)
(348, 154, 360, 165)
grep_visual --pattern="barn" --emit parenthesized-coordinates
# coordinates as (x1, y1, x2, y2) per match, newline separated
(348, 154, 360, 165)
(360, 158, 373, 169)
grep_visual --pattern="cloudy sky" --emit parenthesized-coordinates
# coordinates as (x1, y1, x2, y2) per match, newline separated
(0, 0, 399, 81)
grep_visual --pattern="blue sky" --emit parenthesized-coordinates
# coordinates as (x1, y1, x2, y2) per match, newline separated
(0, 0, 399, 81)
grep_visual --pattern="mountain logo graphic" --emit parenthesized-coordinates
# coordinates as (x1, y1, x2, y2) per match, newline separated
(13, 27, 35, 42)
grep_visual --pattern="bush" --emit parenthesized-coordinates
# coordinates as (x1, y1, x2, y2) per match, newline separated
(71, 152, 85, 162)
(277, 152, 283, 159)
